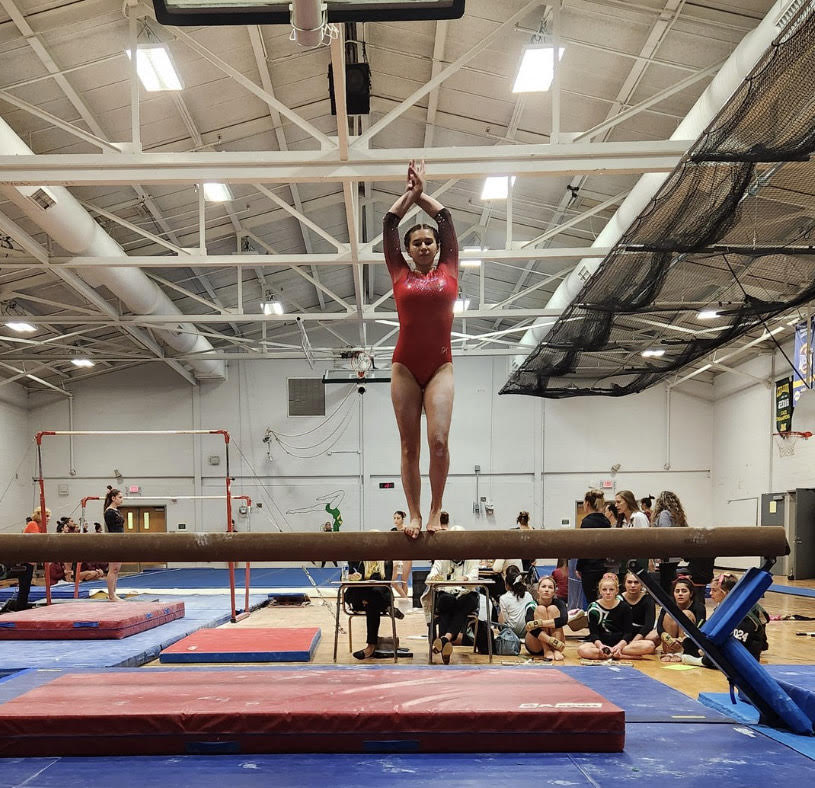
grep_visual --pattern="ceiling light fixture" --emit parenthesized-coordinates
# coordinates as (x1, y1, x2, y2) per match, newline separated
(261, 300, 284, 316)
(461, 246, 483, 268)
(641, 349, 665, 358)
(480, 176, 517, 201)
(71, 358, 95, 368)
(453, 298, 471, 313)
(125, 45, 183, 92)
(5, 321, 36, 333)
(697, 309, 720, 320)
(203, 182, 233, 202)
(513, 45, 565, 93)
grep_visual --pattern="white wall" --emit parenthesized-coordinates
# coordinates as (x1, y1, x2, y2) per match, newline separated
(0, 381, 33, 533)
(25, 357, 715, 549)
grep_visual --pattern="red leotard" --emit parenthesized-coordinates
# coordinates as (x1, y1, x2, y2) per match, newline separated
(383, 208, 458, 388)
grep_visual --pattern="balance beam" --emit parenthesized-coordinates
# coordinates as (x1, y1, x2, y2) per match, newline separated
(0, 527, 786, 563)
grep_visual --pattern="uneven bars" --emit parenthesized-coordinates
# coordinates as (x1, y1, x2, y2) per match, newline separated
(0, 527, 787, 564)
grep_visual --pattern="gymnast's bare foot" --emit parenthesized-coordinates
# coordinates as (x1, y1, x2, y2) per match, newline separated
(404, 516, 422, 539)
(426, 509, 442, 533)
(107, 595, 123, 602)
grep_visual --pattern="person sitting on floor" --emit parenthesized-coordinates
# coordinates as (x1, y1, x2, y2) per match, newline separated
(498, 566, 536, 638)
(551, 558, 569, 602)
(619, 571, 657, 657)
(426, 526, 480, 665)
(524, 574, 568, 661)
(658, 576, 704, 661)
(345, 556, 404, 661)
(663, 572, 769, 666)
(577, 573, 633, 661)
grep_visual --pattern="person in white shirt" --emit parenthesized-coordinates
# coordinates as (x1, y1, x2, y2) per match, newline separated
(498, 566, 536, 637)
(615, 489, 650, 575)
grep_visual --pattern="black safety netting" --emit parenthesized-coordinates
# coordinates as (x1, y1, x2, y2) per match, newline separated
(502, 4, 815, 398)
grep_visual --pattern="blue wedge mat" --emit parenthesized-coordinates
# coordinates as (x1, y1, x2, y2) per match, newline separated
(0, 594, 268, 670)
(768, 583, 815, 598)
(0, 721, 811, 785)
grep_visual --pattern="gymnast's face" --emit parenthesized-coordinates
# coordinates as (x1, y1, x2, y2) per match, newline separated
(407, 229, 438, 269)
(673, 582, 692, 608)
(710, 579, 727, 604)
(624, 574, 642, 596)
(598, 579, 618, 602)
(537, 578, 555, 603)
(393, 512, 404, 529)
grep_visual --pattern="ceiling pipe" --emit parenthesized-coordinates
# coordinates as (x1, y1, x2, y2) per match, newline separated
(0, 116, 225, 381)
(511, 0, 795, 370)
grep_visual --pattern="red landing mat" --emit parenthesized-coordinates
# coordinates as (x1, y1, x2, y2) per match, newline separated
(0, 601, 184, 640)
(0, 668, 624, 755)
(159, 627, 321, 663)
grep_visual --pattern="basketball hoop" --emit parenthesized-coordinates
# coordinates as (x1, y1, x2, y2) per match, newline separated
(350, 351, 373, 379)
(772, 431, 812, 457)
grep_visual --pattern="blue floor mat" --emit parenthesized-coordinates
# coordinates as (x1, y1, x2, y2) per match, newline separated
(0, 584, 90, 601)
(768, 584, 815, 598)
(0, 594, 268, 670)
(0, 721, 811, 786)
(699, 692, 815, 760)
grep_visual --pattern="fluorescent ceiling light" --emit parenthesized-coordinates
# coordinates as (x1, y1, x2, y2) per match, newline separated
(513, 45, 566, 93)
(125, 45, 182, 92)
(203, 182, 233, 202)
(5, 321, 36, 333)
(462, 247, 482, 268)
(480, 176, 517, 201)
(641, 349, 665, 358)
(697, 309, 720, 320)
(376, 319, 400, 327)
(71, 358, 95, 368)
(453, 298, 471, 313)
(261, 300, 284, 315)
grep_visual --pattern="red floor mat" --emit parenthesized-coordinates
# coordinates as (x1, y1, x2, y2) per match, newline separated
(0, 601, 184, 639)
(0, 667, 624, 755)
(160, 627, 321, 662)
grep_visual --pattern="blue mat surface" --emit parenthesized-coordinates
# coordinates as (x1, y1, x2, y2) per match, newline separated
(699, 692, 815, 760)
(769, 583, 815, 598)
(0, 584, 90, 601)
(0, 594, 267, 670)
(0, 721, 811, 785)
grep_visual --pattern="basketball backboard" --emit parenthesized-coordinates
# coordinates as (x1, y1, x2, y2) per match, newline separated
(151, 0, 466, 26)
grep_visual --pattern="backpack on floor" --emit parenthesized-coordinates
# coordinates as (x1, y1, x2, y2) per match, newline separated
(494, 626, 521, 656)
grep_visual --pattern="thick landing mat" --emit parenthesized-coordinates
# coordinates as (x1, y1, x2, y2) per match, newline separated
(0, 600, 184, 640)
(0, 667, 624, 756)
(0, 722, 812, 784)
(159, 627, 321, 663)
(0, 594, 268, 670)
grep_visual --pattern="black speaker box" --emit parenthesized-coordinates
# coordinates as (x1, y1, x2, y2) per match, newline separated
(328, 62, 371, 115)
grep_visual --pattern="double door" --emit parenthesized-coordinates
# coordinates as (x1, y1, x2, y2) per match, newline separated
(119, 506, 167, 572)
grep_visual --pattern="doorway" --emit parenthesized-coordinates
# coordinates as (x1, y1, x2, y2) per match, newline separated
(119, 506, 167, 573)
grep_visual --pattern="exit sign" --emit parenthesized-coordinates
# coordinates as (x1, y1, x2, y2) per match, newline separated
(379, 482, 396, 489)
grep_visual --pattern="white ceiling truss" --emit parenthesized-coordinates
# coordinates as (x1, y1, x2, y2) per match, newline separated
(0, 0, 793, 390)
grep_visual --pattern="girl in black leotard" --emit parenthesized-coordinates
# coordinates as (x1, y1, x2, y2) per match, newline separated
(619, 572, 657, 658)
(577, 573, 633, 661)
(657, 576, 703, 660)
(103, 486, 124, 602)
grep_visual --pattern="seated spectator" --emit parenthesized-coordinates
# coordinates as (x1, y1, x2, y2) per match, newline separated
(666, 572, 769, 666)
(679, 556, 715, 623)
(426, 527, 480, 664)
(498, 566, 536, 638)
(577, 573, 633, 661)
(390, 510, 410, 596)
(345, 557, 404, 660)
(524, 575, 568, 661)
(551, 558, 569, 601)
(619, 572, 657, 657)
(658, 577, 704, 660)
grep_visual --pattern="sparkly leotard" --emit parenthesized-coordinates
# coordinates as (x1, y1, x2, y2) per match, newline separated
(383, 208, 458, 388)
